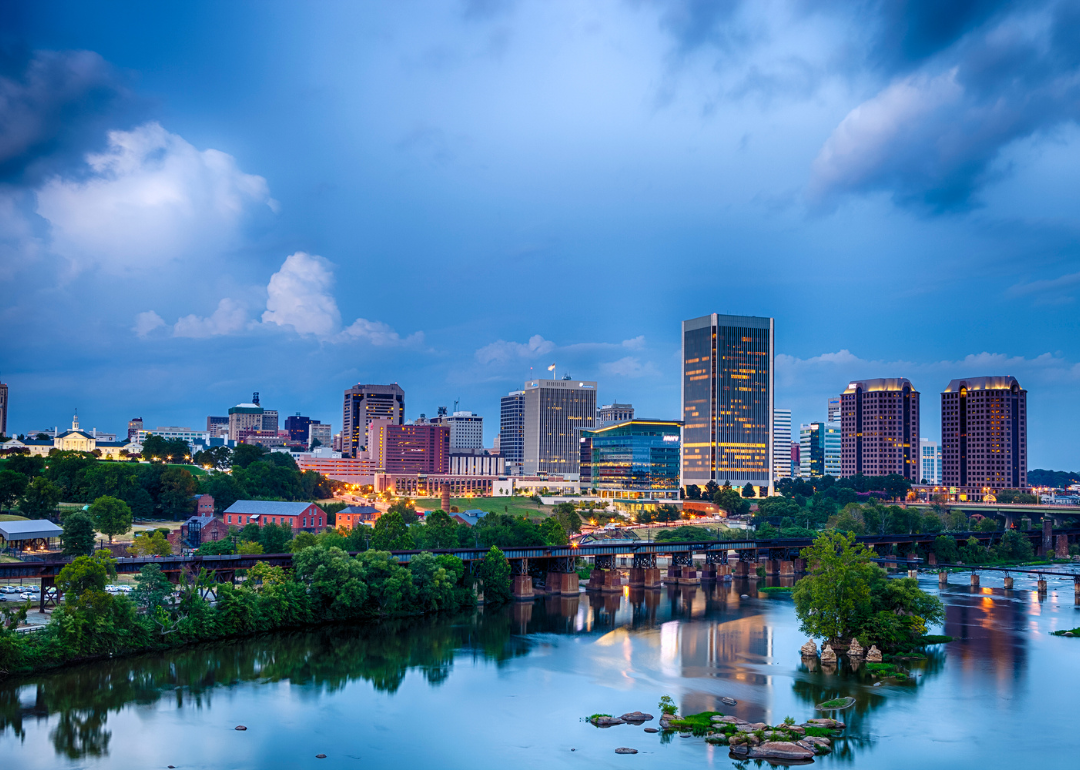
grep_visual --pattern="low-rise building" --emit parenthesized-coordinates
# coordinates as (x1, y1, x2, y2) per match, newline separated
(177, 515, 230, 549)
(452, 509, 490, 527)
(193, 493, 215, 516)
(375, 473, 498, 497)
(579, 418, 681, 510)
(336, 505, 380, 531)
(222, 500, 327, 532)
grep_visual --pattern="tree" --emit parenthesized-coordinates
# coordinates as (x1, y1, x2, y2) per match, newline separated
(792, 531, 876, 643)
(128, 531, 172, 557)
(18, 476, 63, 518)
(409, 552, 454, 612)
(88, 495, 133, 542)
(741, 482, 756, 499)
(237, 540, 264, 555)
(370, 511, 414, 550)
(932, 535, 959, 563)
(478, 546, 511, 605)
(6, 454, 45, 477)
(552, 502, 582, 534)
(204, 471, 246, 512)
(684, 484, 701, 500)
(656, 504, 680, 523)
(387, 500, 418, 525)
(0, 469, 29, 510)
(416, 509, 459, 549)
(61, 512, 97, 556)
(193, 445, 232, 471)
(293, 545, 371, 619)
(714, 487, 748, 517)
(132, 563, 173, 612)
(290, 531, 318, 552)
(158, 467, 197, 519)
(540, 517, 568, 545)
(231, 443, 269, 469)
(56, 552, 115, 596)
(259, 522, 293, 553)
(976, 517, 999, 533)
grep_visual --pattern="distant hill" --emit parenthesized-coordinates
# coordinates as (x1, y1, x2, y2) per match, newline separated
(1028, 469, 1080, 487)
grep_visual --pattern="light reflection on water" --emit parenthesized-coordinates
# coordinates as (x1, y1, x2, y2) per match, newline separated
(2, 571, 1079, 769)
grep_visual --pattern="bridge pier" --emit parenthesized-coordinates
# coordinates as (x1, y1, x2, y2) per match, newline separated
(587, 569, 623, 592)
(39, 575, 60, 612)
(546, 570, 580, 595)
(763, 559, 778, 574)
(512, 574, 535, 601)
(793, 558, 806, 573)
(628, 567, 661, 588)
(939, 571, 948, 586)
(1075, 577, 1080, 603)
(700, 564, 717, 581)
(677, 566, 700, 585)
(1003, 576, 1014, 589)
(907, 569, 918, 579)
(662, 565, 680, 584)
(733, 561, 749, 577)
(970, 573, 980, 588)
(1041, 519, 1054, 557)
(1037, 578, 1047, 593)
(779, 560, 794, 576)
(1056, 534, 1069, 559)
(927, 552, 937, 566)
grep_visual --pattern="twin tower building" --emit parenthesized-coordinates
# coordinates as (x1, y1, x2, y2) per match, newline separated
(682, 314, 1028, 497)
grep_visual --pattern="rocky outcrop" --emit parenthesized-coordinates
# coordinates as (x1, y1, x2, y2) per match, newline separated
(614, 747, 638, 754)
(806, 718, 845, 729)
(643, 727, 659, 733)
(820, 644, 837, 663)
(866, 645, 883, 662)
(619, 711, 654, 722)
(591, 716, 624, 726)
(800, 639, 818, 657)
(720, 696, 737, 706)
(848, 638, 864, 657)
(747, 741, 815, 761)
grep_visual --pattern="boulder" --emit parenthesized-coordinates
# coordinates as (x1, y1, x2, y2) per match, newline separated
(800, 639, 818, 657)
(820, 644, 837, 663)
(848, 638, 864, 657)
(717, 716, 741, 724)
(234, 726, 247, 731)
(614, 747, 638, 754)
(620, 711, 654, 722)
(866, 645, 883, 662)
(591, 716, 625, 727)
(788, 725, 806, 735)
(644, 727, 659, 733)
(679, 732, 693, 738)
(710, 716, 728, 723)
(805, 736, 832, 748)
(721, 696, 738, 706)
(315, 754, 327, 759)
(807, 718, 845, 729)
(705, 734, 729, 745)
(749, 741, 815, 761)
(729, 744, 750, 757)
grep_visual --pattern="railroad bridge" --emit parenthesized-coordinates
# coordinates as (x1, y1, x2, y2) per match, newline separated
(3, 526, 1078, 610)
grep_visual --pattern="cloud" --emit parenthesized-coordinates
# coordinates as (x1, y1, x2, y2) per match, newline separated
(132, 310, 165, 338)
(475, 334, 556, 365)
(35, 121, 277, 273)
(339, 318, 425, 347)
(1007, 270, 1080, 300)
(808, 1, 1080, 212)
(261, 252, 341, 336)
(173, 298, 248, 338)
(622, 335, 647, 350)
(0, 48, 130, 183)
(600, 356, 661, 378)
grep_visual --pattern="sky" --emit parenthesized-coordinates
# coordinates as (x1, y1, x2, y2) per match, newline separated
(1, 0, 1078, 468)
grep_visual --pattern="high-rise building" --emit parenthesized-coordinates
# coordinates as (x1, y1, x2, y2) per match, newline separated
(284, 414, 315, 444)
(790, 443, 800, 476)
(366, 420, 449, 474)
(228, 394, 277, 442)
(0, 380, 8, 437)
(598, 403, 634, 426)
(920, 438, 942, 485)
(827, 397, 841, 423)
(681, 314, 774, 493)
(205, 416, 228, 438)
(309, 422, 332, 448)
(128, 417, 144, 442)
(500, 390, 525, 474)
(941, 377, 1027, 492)
(342, 383, 405, 458)
(840, 378, 920, 481)
(773, 408, 792, 479)
(523, 378, 597, 478)
(579, 419, 682, 503)
(432, 410, 483, 450)
(800, 422, 839, 478)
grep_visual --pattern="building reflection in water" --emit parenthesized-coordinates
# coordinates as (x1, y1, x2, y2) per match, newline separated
(942, 584, 1027, 696)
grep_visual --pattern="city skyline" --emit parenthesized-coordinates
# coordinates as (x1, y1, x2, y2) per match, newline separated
(2, 2, 1079, 468)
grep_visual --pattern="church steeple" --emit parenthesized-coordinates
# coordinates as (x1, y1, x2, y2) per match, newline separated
(72, 409, 79, 432)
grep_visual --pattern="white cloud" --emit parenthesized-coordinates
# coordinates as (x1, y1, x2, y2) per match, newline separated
(475, 334, 556, 365)
(622, 335, 646, 350)
(261, 252, 341, 336)
(35, 122, 277, 273)
(173, 298, 248, 338)
(600, 356, 660, 378)
(339, 318, 424, 347)
(132, 310, 165, 338)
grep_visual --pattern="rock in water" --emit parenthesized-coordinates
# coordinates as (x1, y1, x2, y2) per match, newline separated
(644, 727, 659, 733)
(800, 639, 818, 657)
(591, 716, 626, 726)
(721, 697, 737, 706)
(234, 725, 247, 731)
(315, 754, 327, 759)
(614, 747, 638, 754)
(866, 644, 883, 662)
(848, 637, 864, 657)
(619, 711, 654, 722)
(748, 741, 815, 761)
(820, 644, 837, 663)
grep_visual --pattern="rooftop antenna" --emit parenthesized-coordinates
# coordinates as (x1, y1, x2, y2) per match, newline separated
(454, 398, 460, 413)
(252, 391, 260, 405)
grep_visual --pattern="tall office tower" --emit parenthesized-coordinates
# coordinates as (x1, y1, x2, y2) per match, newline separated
(598, 403, 634, 426)
(790, 443, 800, 477)
(500, 390, 525, 474)
(840, 378, 920, 480)
(205, 416, 228, 438)
(284, 414, 314, 444)
(128, 417, 144, 442)
(342, 383, 405, 458)
(367, 420, 449, 474)
(827, 397, 841, 423)
(523, 378, 597, 478)
(942, 377, 1027, 492)
(825, 421, 841, 478)
(228, 396, 266, 441)
(800, 422, 825, 477)
(432, 410, 484, 450)
(0, 380, 7, 437)
(772, 408, 792, 479)
(920, 438, 942, 485)
(682, 314, 774, 493)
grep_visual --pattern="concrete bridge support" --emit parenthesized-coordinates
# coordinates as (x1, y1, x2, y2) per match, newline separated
(1075, 578, 1080, 603)
(1037, 579, 1048, 593)
(734, 561, 749, 578)
(546, 570, 580, 595)
(970, 573, 980, 588)
(1056, 535, 1069, 559)
(939, 571, 948, 586)
(1042, 519, 1054, 557)
(700, 564, 717, 581)
(677, 566, 701, 585)
(628, 567, 661, 588)
(907, 569, 918, 579)
(588, 569, 623, 592)
(794, 558, 806, 573)
(512, 574, 534, 600)
(779, 560, 794, 576)
(927, 552, 937, 566)
(1003, 576, 1014, 589)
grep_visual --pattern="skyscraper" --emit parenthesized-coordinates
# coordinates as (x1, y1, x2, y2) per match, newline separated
(500, 390, 525, 475)
(432, 410, 484, 450)
(342, 383, 405, 458)
(825, 421, 841, 478)
(773, 408, 792, 479)
(941, 377, 1027, 492)
(681, 314, 774, 493)
(827, 397, 841, 423)
(840, 378, 920, 481)
(920, 438, 942, 485)
(800, 422, 825, 477)
(598, 403, 634, 426)
(523, 378, 597, 477)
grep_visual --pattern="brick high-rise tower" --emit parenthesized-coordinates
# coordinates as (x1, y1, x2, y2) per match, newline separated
(840, 378, 920, 481)
(941, 377, 1026, 493)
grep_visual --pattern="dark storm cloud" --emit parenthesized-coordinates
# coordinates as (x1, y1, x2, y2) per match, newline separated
(0, 47, 133, 184)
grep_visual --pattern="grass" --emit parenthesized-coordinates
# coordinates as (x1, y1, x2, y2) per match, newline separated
(818, 698, 850, 709)
(0, 514, 29, 521)
(417, 496, 553, 520)
(866, 662, 908, 680)
(1051, 628, 1080, 637)
(760, 585, 794, 592)
(664, 711, 724, 735)
(803, 726, 839, 738)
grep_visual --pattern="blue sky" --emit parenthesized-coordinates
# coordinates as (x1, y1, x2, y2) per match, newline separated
(1, 1, 1078, 467)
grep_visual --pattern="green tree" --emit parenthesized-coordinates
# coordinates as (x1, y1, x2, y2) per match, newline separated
(792, 531, 876, 644)
(540, 516, 568, 545)
(976, 517, 999, 533)
(203, 471, 246, 512)
(158, 467, 197, 519)
(193, 445, 232, 471)
(714, 486, 748, 516)
(932, 535, 959, 563)
(655, 504, 680, 523)
(387, 499, 418, 525)
(960, 536, 986, 564)
(370, 511, 415, 550)
(88, 495, 133, 542)
(61, 512, 97, 556)
(18, 476, 63, 518)
(741, 482, 756, 498)
(128, 530, 172, 557)
(416, 509, 459, 549)
(237, 540, 264, 555)
(293, 545, 371, 619)
(140, 434, 171, 462)
(409, 551, 454, 611)
(132, 563, 173, 612)
(478, 545, 511, 605)
(290, 531, 318, 552)
(552, 502, 582, 534)
(259, 522, 293, 553)
(0, 469, 29, 510)
(996, 530, 1035, 562)
(56, 551, 115, 596)
(6, 454, 45, 477)
(231, 443, 268, 469)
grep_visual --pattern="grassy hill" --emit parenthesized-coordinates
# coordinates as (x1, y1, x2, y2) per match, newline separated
(416, 496, 552, 520)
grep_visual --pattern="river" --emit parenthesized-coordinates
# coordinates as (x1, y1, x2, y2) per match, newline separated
(2, 569, 1078, 769)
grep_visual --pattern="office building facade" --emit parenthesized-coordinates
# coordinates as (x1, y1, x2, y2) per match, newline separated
(579, 419, 681, 503)
(681, 314, 774, 493)
(523, 378, 597, 478)
(839, 378, 920, 480)
(342, 383, 405, 458)
(284, 414, 314, 444)
(773, 408, 792, 479)
(449, 453, 505, 476)
(598, 403, 634, 426)
(800, 422, 840, 478)
(367, 420, 449, 474)
(941, 376, 1027, 492)
(309, 422, 332, 448)
(920, 438, 942, 485)
(499, 391, 525, 473)
(827, 397, 841, 424)
(205, 416, 228, 438)
(433, 411, 484, 450)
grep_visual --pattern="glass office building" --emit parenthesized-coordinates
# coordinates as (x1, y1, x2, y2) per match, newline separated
(682, 314, 774, 493)
(580, 419, 681, 504)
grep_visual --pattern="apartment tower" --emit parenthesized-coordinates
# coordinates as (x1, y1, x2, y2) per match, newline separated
(941, 377, 1027, 492)
(840, 378, 920, 481)
(681, 314, 774, 493)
